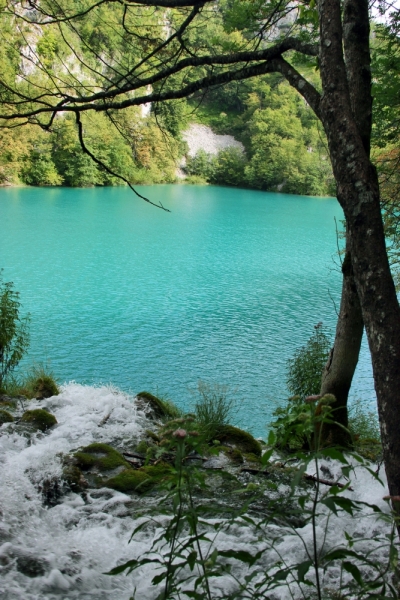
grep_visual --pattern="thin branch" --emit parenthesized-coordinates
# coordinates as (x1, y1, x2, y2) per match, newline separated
(75, 112, 170, 211)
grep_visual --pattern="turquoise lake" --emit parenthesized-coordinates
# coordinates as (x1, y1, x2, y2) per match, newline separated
(0, 184, 374, 436)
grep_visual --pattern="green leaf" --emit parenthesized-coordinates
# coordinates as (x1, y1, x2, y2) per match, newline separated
(321, 497, 338, 515)
(105, 559, 138, 575)
(342, 561, 363, 585)
(187, 550, 197, 571)
(272, 567, 291, 582)
(261, 447, 274, 465)
(219, 549, 263, 566)
(320, 447, 348, 463)
(297, 560, 313, 583)
(267, 430, 277, 446)
(152, 571, 168, 585)
(390, 544, 398, 569)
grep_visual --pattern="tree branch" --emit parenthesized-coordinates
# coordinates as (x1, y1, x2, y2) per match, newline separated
(75, 112, 171, 211)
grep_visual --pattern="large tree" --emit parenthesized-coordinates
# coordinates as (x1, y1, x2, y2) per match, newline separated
(1, 0, 400, 513)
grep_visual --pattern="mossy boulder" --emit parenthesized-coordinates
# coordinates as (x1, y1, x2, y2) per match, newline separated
(21, 409, 57, 431)
(137, 391, 180, 420)
(0, 409, 14, 425)
(74, 443, 129, 471)
(0, 394, 16, 408)
(244, 452, 262, 464)
(62, 465, 88, 493)
(222, 447, 244, 464)
(215, 425, 262, 457)
(105, 462, 171, 494)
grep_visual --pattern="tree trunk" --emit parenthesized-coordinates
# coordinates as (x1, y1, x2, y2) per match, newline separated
(319, 0, 371, 446)
(318, 0, 400, 517)
(320, 247, 364, 446)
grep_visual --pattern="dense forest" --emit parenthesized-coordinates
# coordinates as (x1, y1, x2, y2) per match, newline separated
(0, 3, 398, 201)
(0, 4, 369, 195)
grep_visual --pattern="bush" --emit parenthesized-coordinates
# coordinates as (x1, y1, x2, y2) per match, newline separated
(0, 272, 30, 391)
(348, 398, 380, 442)
(185, 149, 216, 181)
(286, 322, 331, 398)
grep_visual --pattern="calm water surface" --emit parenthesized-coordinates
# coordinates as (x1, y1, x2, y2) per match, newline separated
(0, 184, 374, 435)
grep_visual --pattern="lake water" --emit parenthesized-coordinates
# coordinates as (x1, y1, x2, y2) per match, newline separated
(0, 184, 374, 436)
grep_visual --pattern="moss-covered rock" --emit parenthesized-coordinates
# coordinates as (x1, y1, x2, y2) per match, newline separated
(105, 462, 171, 494)
(0, 394, 16, 408)
(137, 391, 180, 420)
(62, 465, 88, 493)
(222, 447, 244, 464)
(74, 443, 129, 471)
(20, 409, 57, 431)
(135, 440, 151, 455)
(244, 452, 262, 464)
(215, 425, 262, 456)
(0, 409, 14, 425)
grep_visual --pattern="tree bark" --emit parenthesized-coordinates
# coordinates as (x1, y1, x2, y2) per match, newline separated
(318, 0, 372, 446)
(318, 0, 400, 516)
(319, 247, 364, 446)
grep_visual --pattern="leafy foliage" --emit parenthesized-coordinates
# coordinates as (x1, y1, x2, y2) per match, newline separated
(286, 322, 331, 398)
(0, 272, 30, 390)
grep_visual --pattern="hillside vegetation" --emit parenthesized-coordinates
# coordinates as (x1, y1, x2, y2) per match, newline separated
(0, 4, 333, 195)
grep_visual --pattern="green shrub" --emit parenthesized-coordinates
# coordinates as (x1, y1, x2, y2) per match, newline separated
(0, 272, 30, 391)
(286, 322, 331, 398)
(348, 398, 380, 442)
(185, 149, 216, 181)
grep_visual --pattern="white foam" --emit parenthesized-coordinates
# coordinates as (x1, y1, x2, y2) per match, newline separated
(0, 384, 395, 599)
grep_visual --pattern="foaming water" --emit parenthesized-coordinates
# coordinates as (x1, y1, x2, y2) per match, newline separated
(0, 384, 150, 599)
(0, 185, 375, 435)
(0, 384, 390, 599)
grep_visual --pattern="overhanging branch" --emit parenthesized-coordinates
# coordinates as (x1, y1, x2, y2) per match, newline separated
(75, 112, 171, 211)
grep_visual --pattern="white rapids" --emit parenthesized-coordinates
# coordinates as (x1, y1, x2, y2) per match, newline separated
(0, 383, 395, 599)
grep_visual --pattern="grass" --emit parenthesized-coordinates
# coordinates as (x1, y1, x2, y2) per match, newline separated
(193, 381, 237, 441)
(2, 364, 59, 399)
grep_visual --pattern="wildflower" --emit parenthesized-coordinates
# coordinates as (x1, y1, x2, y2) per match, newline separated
(305, 394, 322, 403)
(172, 428, 187, 439)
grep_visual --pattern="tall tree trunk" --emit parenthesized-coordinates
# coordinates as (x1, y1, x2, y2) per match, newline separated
(318, 0, 400, 517)
(319, 0, 372, 445)
(320, 246, 363, 446)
